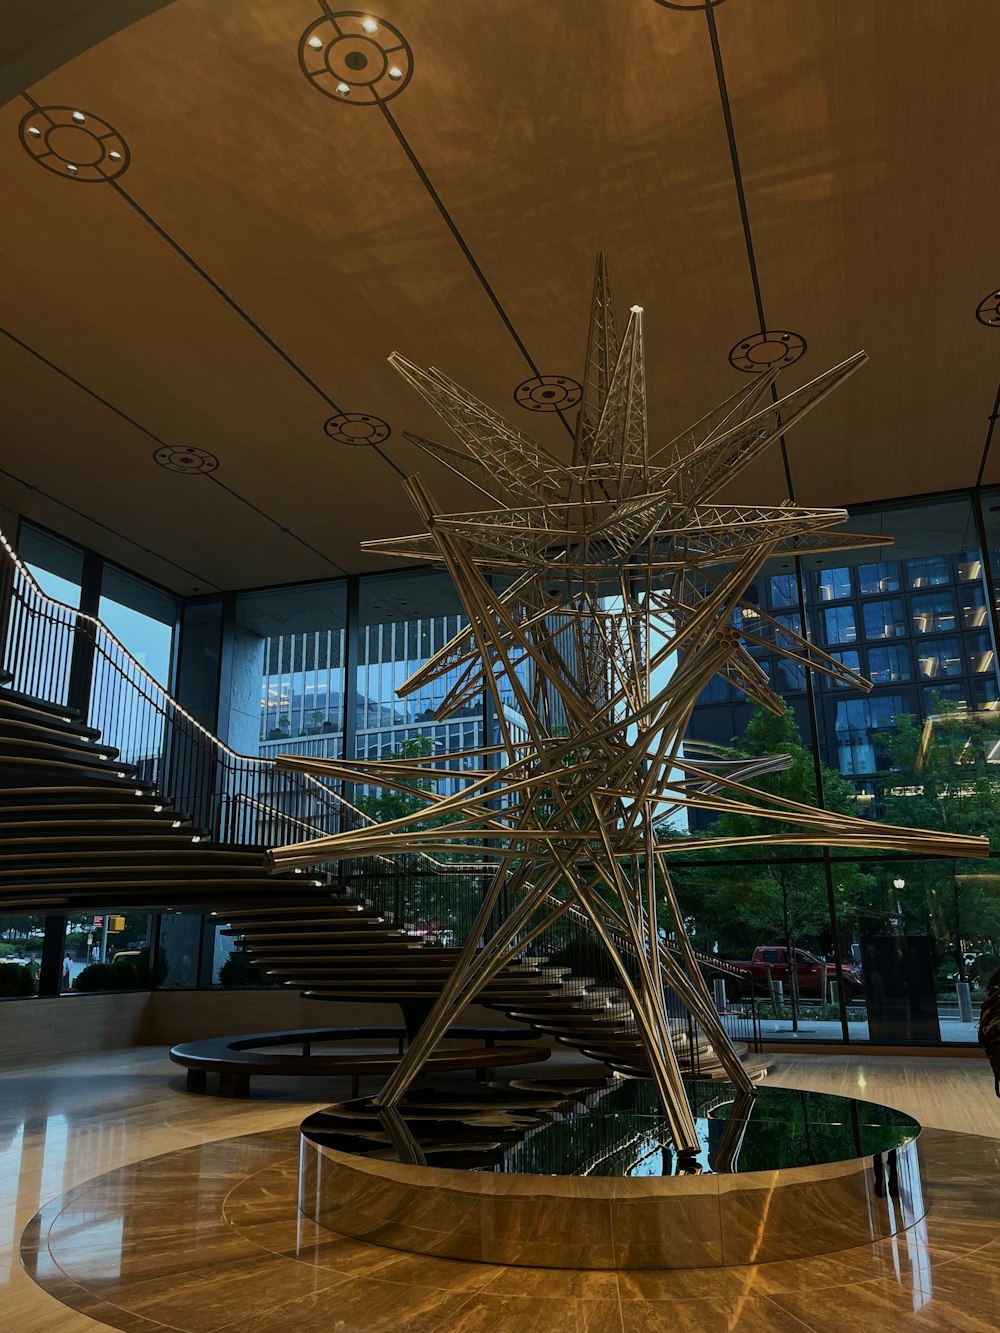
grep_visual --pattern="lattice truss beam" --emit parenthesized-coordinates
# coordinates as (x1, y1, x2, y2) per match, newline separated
(269, 256, 989, 1154)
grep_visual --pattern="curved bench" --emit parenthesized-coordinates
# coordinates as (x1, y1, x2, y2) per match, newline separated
(169, 1025, 548, 1097)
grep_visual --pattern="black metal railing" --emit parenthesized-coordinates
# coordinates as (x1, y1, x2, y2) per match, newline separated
(0, 528, 355, 850)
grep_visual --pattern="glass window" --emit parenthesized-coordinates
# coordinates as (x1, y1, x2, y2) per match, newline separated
(816, 567, 852, 602)
(697, 676, 729, 705)
(961, 585, 988, 630)
(773, 613, 802, 651)
(231, 581, 347, 757)
(6, 523, 84, 704)
(916, 638, 962, 679)
(966, 632, 996, 676)
(863, 599, 907, 639)
(911, 591, 957, 635)
(867, 644, 912, 684)
(827, 649, 861, 686)
(768, 574, 798, 610)
(974, 676, 1000, 709)
(858, 562, 900, 595)
(823, 606, 857, 645)
(922, 683, 969, 710)
(906, 555, 950, 589)
(357, 570, 486, 800)
(834, 695, 905, 775)
(958, 551, 983, 582)
(98, 565, 177, 688)
(0, 914, 45, 997)
(775, 659, 806, 693)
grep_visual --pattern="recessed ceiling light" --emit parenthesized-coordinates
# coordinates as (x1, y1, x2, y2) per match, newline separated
(66, 164, 78, 174)
(388, 65, 402, 79)
(27, 126, 41, 137)
(109, 150, 122, 161)
(72, 111, 86, 123)
(308, 34, 323, 49)
(362, 18, 378, 32)
(336, 82, 350, 95)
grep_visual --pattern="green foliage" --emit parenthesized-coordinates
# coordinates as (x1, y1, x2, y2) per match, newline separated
(876, 697, 1000, 977)
(0, 963, 36, 996)
(111, 961, 139, 989)
(73, 962, 120, 992)
(218, 952, 274, 987)
(671, 705, 874, 959)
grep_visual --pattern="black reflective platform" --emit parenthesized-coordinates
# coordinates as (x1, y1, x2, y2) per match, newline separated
(299, 1077, 925, 1268)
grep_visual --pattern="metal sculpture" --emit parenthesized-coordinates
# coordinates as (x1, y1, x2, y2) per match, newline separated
(269, 256, 988, 1154)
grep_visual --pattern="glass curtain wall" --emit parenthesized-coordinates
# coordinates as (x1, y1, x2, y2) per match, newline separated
(682, 493, 1000, 1044)
(229, 582, 348, 761)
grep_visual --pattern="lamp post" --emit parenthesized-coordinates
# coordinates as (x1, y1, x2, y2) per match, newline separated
(892, 877, 905, 933)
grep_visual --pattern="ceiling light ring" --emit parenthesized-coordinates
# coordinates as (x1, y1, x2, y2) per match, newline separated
(152, 446, 220, 475)
(727, 329, 807, 374)
(18, 105, 130, 181)
(514, 375, 584, 413)
(324, 412, 392, 446)
(975, 290, 1000, 327)
(298, 12, 413, 106)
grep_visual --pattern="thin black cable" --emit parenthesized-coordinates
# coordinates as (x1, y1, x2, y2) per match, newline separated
(0, 463, 215, 587)
(975, 379, 1000, 487)
(204, 475, 348, 574)
(704, 5, 795, 498)
(373, 94, 577, 447)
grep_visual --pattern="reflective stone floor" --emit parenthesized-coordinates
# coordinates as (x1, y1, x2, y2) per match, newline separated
(5, 1046, 1000, 1331)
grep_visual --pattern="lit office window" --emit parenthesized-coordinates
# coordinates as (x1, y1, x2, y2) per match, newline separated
(957, 551, 983, 583)
(910, 591, 957, 635)
(867, 644, 912, 684)
(858, 561, 900, 595)
(863, 599, 907, 639)
(974, 675, 1000, 709)
(823, 606, 857, 645)
(966, 632, 996, 676)
(916, 637, 962, 678)
(961, 585, 988, 629)
(905, 555, 950, 588)
(816, 566, 852, 602)
(921, 682, 968, 710)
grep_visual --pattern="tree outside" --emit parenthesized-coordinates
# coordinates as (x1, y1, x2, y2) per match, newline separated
(878, 697, 1000, 991)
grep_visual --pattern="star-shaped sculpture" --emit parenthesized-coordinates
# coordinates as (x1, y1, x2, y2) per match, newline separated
(268, 257, 988, 1153)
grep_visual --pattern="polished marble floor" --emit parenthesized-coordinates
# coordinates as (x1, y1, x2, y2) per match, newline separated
(4, 1045, 1000, 1331)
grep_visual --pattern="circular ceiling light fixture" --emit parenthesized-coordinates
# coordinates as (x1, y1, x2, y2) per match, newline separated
(324, 412, 391, 446)
(728, 329, 806, 373)
(976, 290, 1000, 327)
(152, 445, 220, 474)
(18, 105, 130, 181)
(514, 374, 583, 413)
(298, 12, 413, 106)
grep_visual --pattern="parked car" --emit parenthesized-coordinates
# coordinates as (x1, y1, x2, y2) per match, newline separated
(729, 945, 864, 998)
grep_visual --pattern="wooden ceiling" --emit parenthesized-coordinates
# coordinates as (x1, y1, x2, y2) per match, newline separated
(2, 0, 999, 594)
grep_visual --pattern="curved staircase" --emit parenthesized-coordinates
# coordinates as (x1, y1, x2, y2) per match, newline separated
(0, 679, 751, 1081)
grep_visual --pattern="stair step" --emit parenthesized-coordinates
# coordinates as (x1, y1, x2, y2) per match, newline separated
(0, 685, 84, 721)
(0, 697, 101, 740)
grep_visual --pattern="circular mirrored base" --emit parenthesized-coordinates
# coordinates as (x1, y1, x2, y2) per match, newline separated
(299, 1078, 924, 1268)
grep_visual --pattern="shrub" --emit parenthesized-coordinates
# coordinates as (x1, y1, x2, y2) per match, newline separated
(0, 963, 36, 996)
(73, 962, 120, 992)
(112, 961, 139, 989)
(218, 952, 273, 987)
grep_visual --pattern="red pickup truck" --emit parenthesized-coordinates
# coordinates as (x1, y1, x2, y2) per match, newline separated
(730, 946, 864, 998)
